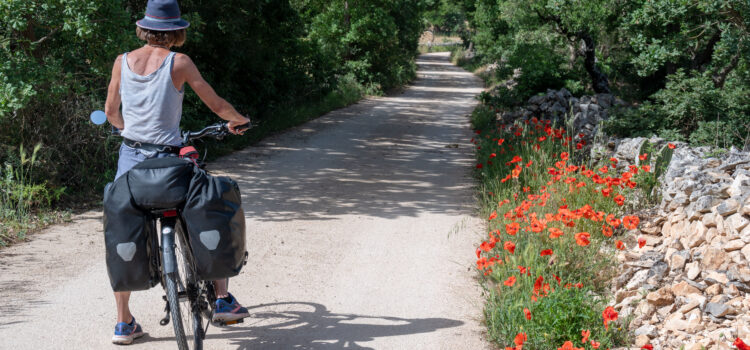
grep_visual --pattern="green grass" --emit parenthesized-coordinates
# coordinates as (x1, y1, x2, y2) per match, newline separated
(418, 43, 461, 53)
(1, 144, 69, 246)
(470, 105, 642, 348)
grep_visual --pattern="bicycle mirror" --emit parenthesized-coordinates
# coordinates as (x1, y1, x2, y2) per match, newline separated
(90, 110, 107, 125)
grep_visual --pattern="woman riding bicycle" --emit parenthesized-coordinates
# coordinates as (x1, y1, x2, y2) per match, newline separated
(104, 0, 251, 344)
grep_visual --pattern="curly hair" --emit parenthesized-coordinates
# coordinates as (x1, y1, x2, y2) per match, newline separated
(136, 27, 186, 47)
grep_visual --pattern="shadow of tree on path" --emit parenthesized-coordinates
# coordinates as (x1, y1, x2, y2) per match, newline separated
(204, 301, 464, 349)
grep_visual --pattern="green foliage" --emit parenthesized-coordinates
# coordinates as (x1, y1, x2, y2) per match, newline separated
(448, 0, 749, 148)
(307, 0, 423, 91)
(470, 104, 496, 131)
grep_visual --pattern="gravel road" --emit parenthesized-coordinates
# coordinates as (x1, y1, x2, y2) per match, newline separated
(0, 52, 488, 349)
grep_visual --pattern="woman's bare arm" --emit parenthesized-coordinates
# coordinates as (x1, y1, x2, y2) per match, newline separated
(105, 55, 125, 130)
(173, 53, 250, 134)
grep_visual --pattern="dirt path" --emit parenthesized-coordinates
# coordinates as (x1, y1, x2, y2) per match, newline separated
(0, 52, 488, 349)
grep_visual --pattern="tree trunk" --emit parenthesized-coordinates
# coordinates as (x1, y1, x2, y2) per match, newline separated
(579, 32, 610, 93)
(712, 51, 740, 88)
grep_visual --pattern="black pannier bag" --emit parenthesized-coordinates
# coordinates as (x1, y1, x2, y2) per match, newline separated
(104, 156, 193, 291)
(127, 157, 194, 209)
(103, 176, 156, 291)
(182, 169, 247, 280)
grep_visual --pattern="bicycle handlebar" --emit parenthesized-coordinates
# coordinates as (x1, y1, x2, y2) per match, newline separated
(181, 122, 252, 144)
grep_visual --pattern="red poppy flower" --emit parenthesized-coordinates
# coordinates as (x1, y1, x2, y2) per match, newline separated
(734, 338, 750, 350)
(641, 345, 653, 350)
(638, 237, 646, 248)
(602, 225, 613, 237)
(603, 306, 618, 330)
(490, 153, 497, 159)
(488, 211, 497, 220)
(540, 249, 553, 256)
(504, 241, 516, 254)
(518, 265, 527, 275)
(506, 222, 520, 235)
(614, 194, 625, 206)
(504, 276, 516, 287)
(548, 227, 564, 239)
(498, 139, 505, 146)
(581, 329, 590, 343)
(514, 332, 527, 346)
(511, 155, 522, 163)
(523, 308, 531, 320)
(533, 276, 544, 291)
(615, 240, 625, 250)
(590, 340, 600, 349)
(511, 165, 522, 178)
(530, 220, 546, 233)
(623, 215, 640, 230)
(558, 341, 582, 350)
(574, 232, 590, 246)
(639, 153, 648, 161)
(606, 214, 621, 228)
(560, 152, 569, 161)
(601, 188, 612, 197)
(668, 143, 675, 149)
(476, 164, 483, 169)
(641, 165, 651, 172)
(609, 157, 618, 164)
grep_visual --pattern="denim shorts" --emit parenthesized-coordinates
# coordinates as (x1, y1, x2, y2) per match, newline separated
(115, 143, 177, 180)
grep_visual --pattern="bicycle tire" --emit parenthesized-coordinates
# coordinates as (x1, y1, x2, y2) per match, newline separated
(175, 225, 204, 349)
(165, 272, 189, 350)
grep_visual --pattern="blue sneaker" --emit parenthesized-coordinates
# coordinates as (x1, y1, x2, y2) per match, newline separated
(212, 293, 250, 323)
(112, 317, 144, 345)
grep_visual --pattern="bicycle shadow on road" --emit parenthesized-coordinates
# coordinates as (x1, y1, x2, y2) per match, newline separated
(206, 301, 465, 349)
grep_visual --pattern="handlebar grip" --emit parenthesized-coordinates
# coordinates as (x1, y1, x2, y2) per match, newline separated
(233, 122, 252, 131)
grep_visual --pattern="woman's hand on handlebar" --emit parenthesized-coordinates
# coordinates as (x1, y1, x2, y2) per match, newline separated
(227, 117, 252, 135)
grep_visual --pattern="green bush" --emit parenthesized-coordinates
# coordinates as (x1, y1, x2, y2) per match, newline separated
(603, 70, 750, 148)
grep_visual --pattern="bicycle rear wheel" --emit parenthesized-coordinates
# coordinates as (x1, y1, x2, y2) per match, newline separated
(163, 223, 203, 350)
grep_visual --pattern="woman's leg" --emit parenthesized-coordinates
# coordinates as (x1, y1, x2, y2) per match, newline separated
(115, 291, 133, 323)
(214, 279, 228, 298)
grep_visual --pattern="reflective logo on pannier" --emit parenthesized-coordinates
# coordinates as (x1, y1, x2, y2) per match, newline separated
(200, 230, 221, 250)
(116, 242, 137, 262)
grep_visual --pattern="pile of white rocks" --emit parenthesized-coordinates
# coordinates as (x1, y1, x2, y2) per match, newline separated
(611, 146, 750, 349)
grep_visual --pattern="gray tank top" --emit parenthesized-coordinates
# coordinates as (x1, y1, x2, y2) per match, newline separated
(120, 51, 183, 146)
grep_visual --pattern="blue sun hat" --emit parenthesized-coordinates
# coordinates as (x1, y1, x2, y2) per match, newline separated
(136, 0, 190, 31)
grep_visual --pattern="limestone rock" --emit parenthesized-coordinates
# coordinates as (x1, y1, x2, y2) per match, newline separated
(634, 324, 657, 338)
(686, 262, 701, 280)
(725, 239, 745, 251)
(702, 248, 728, 270)
(717, 198, 740, 217)
(672, 281, 701, 296)
(705, 283, 723, 296)
(646, 287, 674, 306)
(705, 302, 735, 317)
